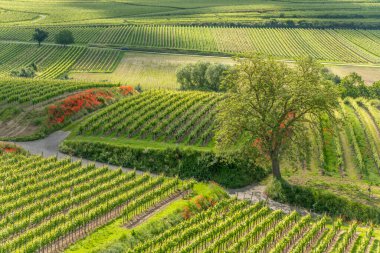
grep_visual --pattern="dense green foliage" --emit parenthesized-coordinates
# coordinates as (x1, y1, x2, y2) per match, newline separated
(59, 140, 267, 188)
(267, 179, 380, 223)
(55, 30, 75, 46)
(216, 55, 339, 178)
(338, 72, 380, 99)
(32, 28, 48, 46)
(10, 63, 37, 78)
(176, 62, 229, 91)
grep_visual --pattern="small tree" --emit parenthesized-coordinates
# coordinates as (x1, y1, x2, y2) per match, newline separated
(55, 30, 74, 47)
(216, 54, 339, 179)
(32, 28, 48, 46)
(11, 63, 38, 78)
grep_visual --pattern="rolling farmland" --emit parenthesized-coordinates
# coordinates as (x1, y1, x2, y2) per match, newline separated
(0, 26, 379, 64)
(1, 0, 380, 251)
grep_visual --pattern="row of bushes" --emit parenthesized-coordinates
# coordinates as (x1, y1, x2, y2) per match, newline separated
(267, 179, 380, 223)
(193, 20, 380, 30)
(59, 140, 268, 188)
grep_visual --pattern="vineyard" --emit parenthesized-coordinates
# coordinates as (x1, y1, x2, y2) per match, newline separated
(71, 47, 122, 73)
(1, 0, 380, 252)
(73, 90, 380, 186)
(126, 198, 375, 253)
(0, 152, 189, 252)
(0, 26, 379, 64)
(0, 42, 124, 79)
(78, 90, 224, 146)
(1, 0, 380, 27)
(0, 78, 116, 105)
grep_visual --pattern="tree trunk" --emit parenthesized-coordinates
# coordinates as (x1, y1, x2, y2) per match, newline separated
(271, 153, 281, 179)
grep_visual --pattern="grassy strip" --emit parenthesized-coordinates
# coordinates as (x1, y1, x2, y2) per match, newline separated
(65, 182, 227, 253)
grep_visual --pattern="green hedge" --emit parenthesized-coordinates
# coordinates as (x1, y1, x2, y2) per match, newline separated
(267, 179, 380, 223)
(60, 140, 268, 188)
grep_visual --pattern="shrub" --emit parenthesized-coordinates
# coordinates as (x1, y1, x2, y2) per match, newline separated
(10, 63, 37, 78)
(266, 178, 380, 223)
(59, 140, 268, 188)
(176, 62, 229, 91)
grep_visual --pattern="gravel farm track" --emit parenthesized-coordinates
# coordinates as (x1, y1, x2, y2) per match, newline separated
(14, 130, 315, 216)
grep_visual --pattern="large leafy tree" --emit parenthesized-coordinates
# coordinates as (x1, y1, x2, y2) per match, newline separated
(216, 54, 339, 179)
(55, 30, 74, 47)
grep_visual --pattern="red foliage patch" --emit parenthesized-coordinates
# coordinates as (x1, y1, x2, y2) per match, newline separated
(119, 86, 134, 95)
(48, 86, 135, 126)
(181, 194, 216, 220)
(0, 142, 24, 155)
(47, 87, 132, 126)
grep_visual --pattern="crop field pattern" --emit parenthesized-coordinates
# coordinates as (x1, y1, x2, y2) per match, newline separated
(129, 199, 375, 253)
(0, 79, 116, 104)
(71, 48, 122, 73)
(0, 26, 380, 64)
(76, 91, 380, 185)
(0, 153, 189, 252)
(79, 90, 224, 146)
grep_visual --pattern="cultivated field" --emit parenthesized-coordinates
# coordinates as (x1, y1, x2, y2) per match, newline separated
(70, 51, 234, 89)
(0, 0, 379, 27)
(0, 153, 189, 252)
(0, 26, 379, 64)
(63, 91, 380, 208)
(1, 0, 380, 252)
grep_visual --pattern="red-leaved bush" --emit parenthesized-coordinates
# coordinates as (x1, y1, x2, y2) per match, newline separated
(0, 142, 24, 155)
(48, 86, 134, 126)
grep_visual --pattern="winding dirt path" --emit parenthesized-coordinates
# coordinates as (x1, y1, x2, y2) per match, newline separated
(228, 184, 318, 216)
(15, 131, 319, 215)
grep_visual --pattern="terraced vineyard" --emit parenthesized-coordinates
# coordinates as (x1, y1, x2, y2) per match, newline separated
(0, 78, 116, 104)
(79, 90, 224, 146)
(71, 47, 122, 73)
(0, 153, 189, 252)
(127, 198, 375, 253)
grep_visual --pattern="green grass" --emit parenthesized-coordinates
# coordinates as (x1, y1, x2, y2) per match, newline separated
(67, 136, 213, 152)
(69, 51, 233, 89)
(65, 182, 225, 252)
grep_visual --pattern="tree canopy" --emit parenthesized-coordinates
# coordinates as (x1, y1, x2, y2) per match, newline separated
(55, 30, 74, 46)
(215, 54, 340, 178)
(176, 62, 229, 91)
(32, 28, 48, 46)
